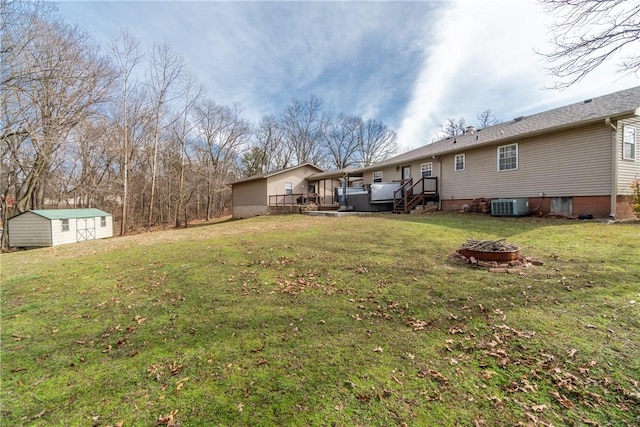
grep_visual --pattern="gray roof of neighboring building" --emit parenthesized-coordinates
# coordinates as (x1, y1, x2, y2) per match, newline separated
(11, 209, 112, 220)
(361, 85, 640, 172)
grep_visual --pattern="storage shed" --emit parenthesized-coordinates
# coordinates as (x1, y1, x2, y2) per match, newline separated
(8, 209, 114, 248)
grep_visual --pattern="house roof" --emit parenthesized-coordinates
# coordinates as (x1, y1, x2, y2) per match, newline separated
(228, 163, 324, 185)
(308, 168, 363, 180)
(13, 208, 112, 220)
(361, 85, 640, 172)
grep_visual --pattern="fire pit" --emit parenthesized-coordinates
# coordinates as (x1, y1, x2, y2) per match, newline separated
(458, 239, 520, 262)
(452, 239, 543, 273)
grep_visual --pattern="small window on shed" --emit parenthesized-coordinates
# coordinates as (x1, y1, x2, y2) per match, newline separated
(101, 216, 107, 227)
(61, 219, 69, 232)
(285, 181, 293, 195)
(372, 171, 383, 182)
(623, 125, 636, 160)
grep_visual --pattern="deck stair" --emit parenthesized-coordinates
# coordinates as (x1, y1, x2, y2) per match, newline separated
(392, 177, 439, 214)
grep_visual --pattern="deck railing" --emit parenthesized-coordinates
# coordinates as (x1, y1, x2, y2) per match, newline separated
(268, 193, 319, 207)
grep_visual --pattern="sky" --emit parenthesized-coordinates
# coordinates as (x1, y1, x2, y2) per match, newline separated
(56, 0, 640, 151)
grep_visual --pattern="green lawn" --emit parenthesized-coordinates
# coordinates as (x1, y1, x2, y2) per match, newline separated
(1, 213, 639, 426)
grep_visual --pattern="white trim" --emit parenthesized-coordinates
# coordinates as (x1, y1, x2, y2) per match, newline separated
(497, 143, 519, 171)
(420, 162, 432, 177)
(284, 181, 293, 195)
(454, 154, 465, 171)
(622, 125, 636, 160)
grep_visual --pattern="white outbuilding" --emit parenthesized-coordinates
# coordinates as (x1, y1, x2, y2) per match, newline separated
(8, 208, 114, 248)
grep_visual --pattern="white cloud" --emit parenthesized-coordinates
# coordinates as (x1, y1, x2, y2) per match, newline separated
(396, 0, 639, 150)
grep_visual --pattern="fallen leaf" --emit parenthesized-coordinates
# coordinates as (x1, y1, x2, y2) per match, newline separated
(155, 410, 178, 426)
(373, 346, 383, 353)
(481, 370, 496, 380)
(551, 391, 574, 408)
(531, 404, 547, 412)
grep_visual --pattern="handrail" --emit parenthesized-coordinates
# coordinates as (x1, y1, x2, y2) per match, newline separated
(393, 177, 438, 213)
(269, 193, 319, 207)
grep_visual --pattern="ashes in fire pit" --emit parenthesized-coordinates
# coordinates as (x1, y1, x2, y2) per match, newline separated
(452, 239, 544, 273)
(459, 239, 520, 262)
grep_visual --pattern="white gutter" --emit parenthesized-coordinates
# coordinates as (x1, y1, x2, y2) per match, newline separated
(605, 118, 617, 218)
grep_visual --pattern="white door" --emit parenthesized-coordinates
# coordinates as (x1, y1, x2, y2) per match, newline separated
(76, 218, 96, 242)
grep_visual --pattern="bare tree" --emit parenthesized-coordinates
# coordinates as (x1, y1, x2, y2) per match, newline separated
(323, 113, 361, 169)
(110, 28, 143, 235)
(171, 72, 203, 227)
(1, 11, 113, 213)
(539, 0, 640, 89)
(436, 117, 467, 139)
(476, 109, 500, 129)
(242, 114, 290, 176)
(280, 95, 328, 166)
(145, 43, 184, 230)
(356, 118, 398, 167)
(194, 101, 249, 220)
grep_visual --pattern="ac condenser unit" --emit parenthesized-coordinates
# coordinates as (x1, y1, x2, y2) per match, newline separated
(490, 198, 529, 216)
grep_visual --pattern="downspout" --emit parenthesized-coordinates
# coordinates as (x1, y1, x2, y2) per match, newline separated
(433, 156, 442, 210)
(605, 118, 617, 218)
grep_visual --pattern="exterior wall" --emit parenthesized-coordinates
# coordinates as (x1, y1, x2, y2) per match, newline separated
(233, 205, 270, 219)
(616, 117, 640, 195)
(52, 216, 113, 246)
(266, 165, 319, 196)
(232, 180, 268, 207)
(441, 196, 612, 217)
(8, 213, 113, 247)
(8, 213, 52, 247)
(363, 160, 443, 187)
(96, 215, 114, 239)
(616, 195, 636, 219)
(363, 166, 403, 184)
(440, 124, 613, 201)
(308, 178, 343, 205)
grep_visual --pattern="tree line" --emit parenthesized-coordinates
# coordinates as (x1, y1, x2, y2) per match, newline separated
(0, 1, 398, 247)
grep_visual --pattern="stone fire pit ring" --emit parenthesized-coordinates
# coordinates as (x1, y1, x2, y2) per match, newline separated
(458, 248, 521, 262)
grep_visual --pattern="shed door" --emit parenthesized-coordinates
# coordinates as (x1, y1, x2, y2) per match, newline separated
(76, 218, 96, 242)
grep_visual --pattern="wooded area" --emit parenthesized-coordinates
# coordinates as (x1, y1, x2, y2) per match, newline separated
(0, 1, 398, 247)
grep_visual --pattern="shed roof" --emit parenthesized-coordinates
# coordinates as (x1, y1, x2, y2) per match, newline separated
(361, 85, 640, 171)
(16, 209, 113, 220)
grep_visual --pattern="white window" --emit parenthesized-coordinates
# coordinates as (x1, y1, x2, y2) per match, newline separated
(421, 162, 432, 177)
(61, 219, 69, 232)
(454, 154, 465, 171)
(372, 171, 383, 182)
(498, 143, 518, 171)
(623, 125, 636, 160)
(284, 181, 293, 195)
(100, 216, 107, 227)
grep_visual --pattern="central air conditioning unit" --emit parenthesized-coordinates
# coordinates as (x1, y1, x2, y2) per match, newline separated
(491, 198, 529, 216)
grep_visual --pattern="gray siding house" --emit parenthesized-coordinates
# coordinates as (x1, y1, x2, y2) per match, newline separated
(229, 164, 325, 219)
(345, 86, 640, 219)
(8, 209, 114, 248)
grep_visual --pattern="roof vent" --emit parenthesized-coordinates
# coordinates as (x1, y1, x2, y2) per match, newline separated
(513, 116, 524, 122)
(584, 98, 592, 103)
